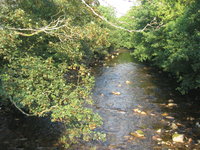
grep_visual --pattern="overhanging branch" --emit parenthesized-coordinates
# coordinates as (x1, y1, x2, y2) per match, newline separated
(81, 0, 157, 32)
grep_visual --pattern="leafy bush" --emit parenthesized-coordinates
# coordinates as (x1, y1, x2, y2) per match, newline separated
(0, 0, 110, 147)
(118, 0, 200, 94)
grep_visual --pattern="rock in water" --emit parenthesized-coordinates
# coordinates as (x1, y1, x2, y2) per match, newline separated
(172, 133, 184, 143)
(135, 130, 145, 137)
(171, 123, 178, 130)
(156, 129, 162, 133)
(118, 84, 122, 87)
(125, 80, 131, 84)
(111, 91, 121, 95)
(131, 130, 145, 138)
(167, 103, 177, 107)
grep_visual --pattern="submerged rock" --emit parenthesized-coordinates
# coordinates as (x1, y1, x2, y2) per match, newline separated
(125, 80, 131, 84)
(152, 135, 162, 141)
(133, 109, 147, 115)
(111, 91, 121, 95)
(167, 103, 177, 107)
(156, 129, 162, 133)
(131, 130, 145, 138)
(168, 99, 174, 103)
(171, 123, 178, 130)
(172, 133, 184, 143)
(117, 84, 122, 87)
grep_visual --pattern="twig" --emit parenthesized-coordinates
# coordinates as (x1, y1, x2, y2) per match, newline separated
(6, 17, 69, 36)
(38, 105, 58, 116)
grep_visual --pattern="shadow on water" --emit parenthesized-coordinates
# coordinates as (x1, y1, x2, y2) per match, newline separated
(0, 108, 65, 150)
(87, 49, 200, 150)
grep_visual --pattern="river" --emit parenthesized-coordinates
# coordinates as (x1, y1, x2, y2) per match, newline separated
(1, 50, 200, 150)
(82, 49, 200, 149)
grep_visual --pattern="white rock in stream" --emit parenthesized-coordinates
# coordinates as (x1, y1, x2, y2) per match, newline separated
(167, 103, 177, 107)
(168, 99, 174, 103)
(171, 123, 178, 130)
(172, 133, 184, 143)
(196, 122, 200, 128)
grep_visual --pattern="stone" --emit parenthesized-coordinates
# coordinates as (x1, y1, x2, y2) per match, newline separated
(150, 113, 156, 116)
(125, 80, 131, 84)
(111, 91, 121, 95)
(188, 138, 193, 144)
(165, 116, 174, 119)
(162, 113, 169, 116)
(140, 111, 147, 115)
(117, 84, 122, 87)
(135, 130, 145, 137)
(196, 122, 200, 128)
(171, 123, 178, 130)
(168, 99, 174, 103)
(172, 133, 184, 143)
(133, 108, 141, 113)
(167, 103, 177, 107)
(152, 136, 162, 141)
(156, 129, 162, 133)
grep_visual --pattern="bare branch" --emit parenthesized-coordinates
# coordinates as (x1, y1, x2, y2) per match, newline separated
(6, 17, 68, 36)
(38, 105, 58, 116)
(9, 96, 33, 116)
(81, 0, 156, 32)
(9, 96, 59, 116)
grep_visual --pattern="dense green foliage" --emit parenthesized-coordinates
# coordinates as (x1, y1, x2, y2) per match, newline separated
(117, 0, 200, 94)
(0, 0, 111, 147)
(1, 0, 199, 147)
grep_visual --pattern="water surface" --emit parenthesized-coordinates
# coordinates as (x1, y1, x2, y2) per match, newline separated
(88, 49, 200, 150)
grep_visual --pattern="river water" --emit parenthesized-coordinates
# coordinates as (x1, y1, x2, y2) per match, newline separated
(84, 49, 200, 150)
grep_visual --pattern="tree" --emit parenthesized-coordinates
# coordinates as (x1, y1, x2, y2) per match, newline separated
(119, 0, 200, 94)
(0, 0, 110, 147)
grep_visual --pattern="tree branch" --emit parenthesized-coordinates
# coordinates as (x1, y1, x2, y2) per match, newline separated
(9, 96, 33, 116)
(9, 96, 58, 117)
(0, 0, 159, 36)
(81, 0, 156, 32)
(5, 17, 69, 36)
